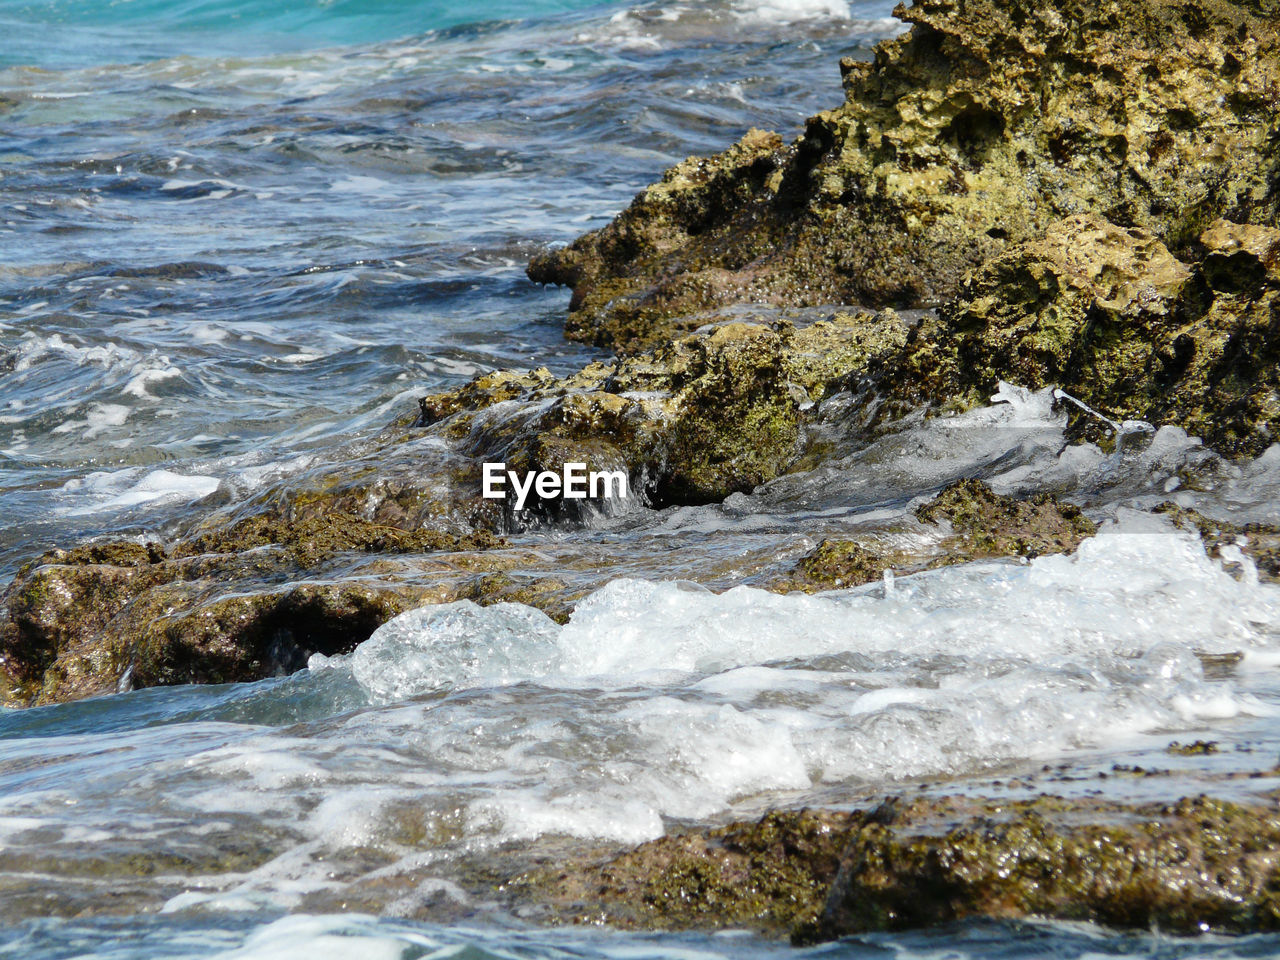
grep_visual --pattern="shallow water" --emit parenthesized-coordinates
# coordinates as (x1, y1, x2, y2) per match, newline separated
(0, 0, 901, 576)
(4, 0, 1280, 956)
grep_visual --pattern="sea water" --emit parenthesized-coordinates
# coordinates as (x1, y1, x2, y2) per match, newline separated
(3, 0, 1280, 956)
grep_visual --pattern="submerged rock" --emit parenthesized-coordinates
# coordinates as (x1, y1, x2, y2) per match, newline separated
(530, 0, 1280, 351)
(777, 479, 1096, 590)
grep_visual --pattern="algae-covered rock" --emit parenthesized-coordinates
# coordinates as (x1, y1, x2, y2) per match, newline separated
(0, 514, 506, 706)
(807, 794, 1280, 940)
(530, 0, 1280, 351)
(506, 809, 854, 934)
(29, 580, 423, 705)
(777, 480, 1096, 591)
(422, 312, 908, 509)
(789, 539, 895, 590)
(504, 793, 1280, 940)
(173, 513, 503, 567)
(915, 478, 1097, 560)
(879, 217, 1280, 456)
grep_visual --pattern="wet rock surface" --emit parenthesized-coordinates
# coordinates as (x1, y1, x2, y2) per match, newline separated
(420, 311, 909, 510)
(879, 217, 1280, 456)
(482, 790, 1280, 942)
(773, 478, 1097, 590)
(807, 794, 1280, 941)
(1153, 501, 1280, 581)
(505, 809, 854, 934)
(529, 0, 1280, 352)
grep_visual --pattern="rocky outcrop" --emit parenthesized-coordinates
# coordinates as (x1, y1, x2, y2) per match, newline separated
(508, 793, 1280, 940)
(913, 477, 1097, 558)
(10, 3, 1280, 706)
(880, 216, 1280, 456)
(0, 473, 1104, 706)
(1153, 501, 1280, 580)
(420, 311, 909, 509)
(2, 314, 908, 707)
(529, 0, 1280, 352)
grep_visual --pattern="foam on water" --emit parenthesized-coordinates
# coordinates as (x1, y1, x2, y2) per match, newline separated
(346, 521, 1280, 698)
(245, 523, 1280, 850)
(2, 529, 1280, 944)
(57, 467, 221, 515)
(3, 525, 1268, 926)
(732, 0, 852, 22)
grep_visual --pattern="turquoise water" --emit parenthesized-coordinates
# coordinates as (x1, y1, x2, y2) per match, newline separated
(0, 0, 614, 67)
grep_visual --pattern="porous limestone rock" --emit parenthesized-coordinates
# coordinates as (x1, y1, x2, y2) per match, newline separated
(530, 0, 1280, 352)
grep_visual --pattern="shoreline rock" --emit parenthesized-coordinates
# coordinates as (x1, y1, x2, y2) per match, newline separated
(529, 0, 1280, 353)
(876, 216, 1280, 457)
(496, 792, 1280, 942)
(0, 474, 1107, 706)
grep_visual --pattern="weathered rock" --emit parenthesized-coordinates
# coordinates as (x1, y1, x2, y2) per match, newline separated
(530, 0, 1280, 351)
(878, 216, 1280, 456)
(776, 480, 1096, 591)
(0, 516, 506, 706)
(505, 809, 854, 934)
(503, 793, 1280, 940)
(915, 477, 1097, 560)
(421, 312, 909, 509)
(787, 539, 898, 590)
(173, 513, 503, 566)
(806, 794, 1280, 940)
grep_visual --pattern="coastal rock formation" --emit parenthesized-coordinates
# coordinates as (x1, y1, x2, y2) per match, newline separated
(881, 216, 1280, 456)
(420, 311, 908, 509)
(0, 476, 1105, 705)
(8, 214, 1278, 704)
(512, 794, 1280, 940)
(529, 0, 1280, 351)
(7, 0, 1280, 707)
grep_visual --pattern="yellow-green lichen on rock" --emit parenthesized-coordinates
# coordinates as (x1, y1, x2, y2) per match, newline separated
(878, 216, 1280, 456)
(529, 0, 1280, 352)
(422, 312, 908, 509)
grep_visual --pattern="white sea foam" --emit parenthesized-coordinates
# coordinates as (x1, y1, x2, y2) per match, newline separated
(121, 362, 182, 398)
(206, 915, 441, 960)
(731, 0, 851, 22)
(11, 331, 137, 373)
(52, 401, 131, 438)
(59, 467, 221, 515)
(180, 523, 1263, 849)
(353, 522, 1279, 698)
